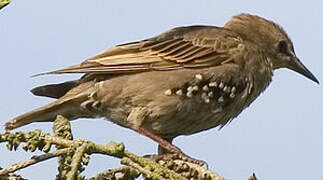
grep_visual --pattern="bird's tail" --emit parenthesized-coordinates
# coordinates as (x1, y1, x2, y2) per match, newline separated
(5, 82, 94, 130)
(5, 100, 69, 130)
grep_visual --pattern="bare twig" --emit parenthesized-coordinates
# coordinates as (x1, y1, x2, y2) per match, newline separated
(0, 148, 69, 176)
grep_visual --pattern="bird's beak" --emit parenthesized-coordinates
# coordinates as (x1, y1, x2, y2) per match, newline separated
(288, 57, 319, 84)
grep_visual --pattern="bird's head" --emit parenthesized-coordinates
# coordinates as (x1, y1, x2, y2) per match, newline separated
(225, 13, 319, 84)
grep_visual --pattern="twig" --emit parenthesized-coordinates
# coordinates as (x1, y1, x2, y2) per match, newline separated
(122, 152, 187, 180)
(85, 166, 139, 180)
(0, 115, 226, 179)
(122, 157, 166, 180)
(0, 0, 10, 10)
(249, 173, 258, 180)
(53, 115, 74, 179)
(0, 148, 69, 176)
(172, 160, 224, 180)
(66, 143, 88, 180)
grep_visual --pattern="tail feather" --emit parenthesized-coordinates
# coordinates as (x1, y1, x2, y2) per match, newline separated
(6, 80, 96, 131)
(5, 100, 70, 130)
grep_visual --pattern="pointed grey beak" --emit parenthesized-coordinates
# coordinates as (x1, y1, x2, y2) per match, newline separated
(288, 57, 319, 84)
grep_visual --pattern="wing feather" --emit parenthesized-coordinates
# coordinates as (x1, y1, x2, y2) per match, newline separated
(45, 25, 243, 75)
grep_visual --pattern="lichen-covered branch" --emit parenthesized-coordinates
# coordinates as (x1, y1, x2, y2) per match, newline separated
(85, 166, 140, 180)
(249, 173, 258, 180)
(0, 167, 27, 180)
(66, 143, 88, 180)
(122, 153, 188, 180)
(0, 148, 69, 176)
(0, 115, 226, 179)
(0, 0, 10, 10)
(53, 115, 75, 179)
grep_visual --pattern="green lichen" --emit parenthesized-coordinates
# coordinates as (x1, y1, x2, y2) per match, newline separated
(1, 130, 52, 153)
(0, 0, 10, 10)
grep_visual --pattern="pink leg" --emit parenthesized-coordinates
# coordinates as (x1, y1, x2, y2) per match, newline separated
(135, 127, 178, 154)
(127, 108, 205, 165)
(135, 127, 206, 166)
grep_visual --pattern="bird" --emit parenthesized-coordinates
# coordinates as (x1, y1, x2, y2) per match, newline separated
(5, 13, 319, 161)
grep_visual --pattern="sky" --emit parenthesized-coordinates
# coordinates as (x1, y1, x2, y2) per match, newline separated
(0, 0, 322, 179)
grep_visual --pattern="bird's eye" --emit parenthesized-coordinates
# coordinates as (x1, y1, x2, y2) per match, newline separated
(278, 40, 289, 55)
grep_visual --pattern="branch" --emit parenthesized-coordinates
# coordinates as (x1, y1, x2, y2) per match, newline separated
(0, 148, 69, 176)
(66, 143, 88, 180)
(0, 115, 227, 179)
(0, 0, 10, 10)
(249, 173, 258, 180)
(53, 115, 75, 179)
(85, 166, 139, 180)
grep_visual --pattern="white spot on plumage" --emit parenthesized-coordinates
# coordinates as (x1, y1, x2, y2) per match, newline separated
(164, 89, 172, 96)
(218, 96, 224, 102)
(208, 92, 214, 97)
(202, 85, 209, 91)
(238, 43, 244, 49)
(98, 81, 105, 89)
(231, 86, 236, 93)
(176, 89, 183, 96)
(204, 98, 210, 104)
(195, 74, 203, 80)
(186, 91, 193, 98)
(223, 86, 231, 93)
(209, 82, 218, 87)
(219, 82, 224, 89)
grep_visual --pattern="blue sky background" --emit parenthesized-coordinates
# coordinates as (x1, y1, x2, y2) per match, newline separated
(0, 1, 322, 179)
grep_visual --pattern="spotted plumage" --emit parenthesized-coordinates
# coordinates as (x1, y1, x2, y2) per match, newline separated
(5, 14, 318, 162)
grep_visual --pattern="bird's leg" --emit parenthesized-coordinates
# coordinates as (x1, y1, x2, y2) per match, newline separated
(135, 127, 181, 154)
(137, 127, 206, 166)
(126, 107, 183, 155)
(127, 108, 205, 166)
(158, 137, 173, 155)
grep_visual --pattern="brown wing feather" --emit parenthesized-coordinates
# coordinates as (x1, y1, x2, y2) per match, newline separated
(46, 25, 243, 75)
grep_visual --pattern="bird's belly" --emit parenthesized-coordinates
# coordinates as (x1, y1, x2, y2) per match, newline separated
(141, 96, 244, 138)
(94, 67, 251, 138)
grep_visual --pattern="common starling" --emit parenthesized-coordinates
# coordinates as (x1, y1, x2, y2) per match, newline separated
(5, 14, 319, 161)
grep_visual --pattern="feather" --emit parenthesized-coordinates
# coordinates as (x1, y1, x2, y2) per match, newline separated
(44, 25, 243, 75)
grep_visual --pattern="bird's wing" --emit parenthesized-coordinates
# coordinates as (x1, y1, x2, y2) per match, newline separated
(46, 26, 244, 74)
